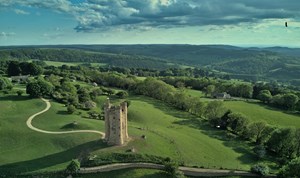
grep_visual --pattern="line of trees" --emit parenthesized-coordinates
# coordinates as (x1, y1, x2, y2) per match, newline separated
(7, 61, 43, 76)
(162, 76, 300, 111)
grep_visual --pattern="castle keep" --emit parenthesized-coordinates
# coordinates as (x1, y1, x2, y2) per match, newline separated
(104, 99, 128, 145)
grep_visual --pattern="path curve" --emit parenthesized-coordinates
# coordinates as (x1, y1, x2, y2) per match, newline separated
(26, 98, 105, 138)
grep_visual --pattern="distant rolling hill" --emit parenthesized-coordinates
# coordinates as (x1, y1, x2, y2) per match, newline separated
(264, 47, 300, 57)
(1, 44, 300, 85)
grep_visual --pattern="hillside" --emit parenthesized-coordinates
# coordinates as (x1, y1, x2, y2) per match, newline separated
(1, 45, 300, 86)
(0, 48, 173, 70)
(0, 44, 281, 66)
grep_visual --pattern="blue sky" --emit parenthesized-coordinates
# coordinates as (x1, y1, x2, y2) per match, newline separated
(0, 0, 300, 47)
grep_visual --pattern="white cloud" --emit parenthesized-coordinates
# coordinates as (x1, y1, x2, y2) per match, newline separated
(14, 9, 30, 15)
(1, 0, 300, 32)
(0, 32, 16, 38)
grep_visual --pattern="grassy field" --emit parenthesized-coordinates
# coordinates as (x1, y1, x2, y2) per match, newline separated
(187, 89, 300, 127)
(0, 95, 105, 174)
(223, 101, 300, 127)
(186, 89, 205, 98)
(32, 100, 105, 132)
(1, 91, 270, 174)
(89, 95, 258, 170)
(42, 61, 106, 67)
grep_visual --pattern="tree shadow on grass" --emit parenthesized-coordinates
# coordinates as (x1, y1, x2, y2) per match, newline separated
(0, 140, 109, 176)
(129, 96, 258, 166)
(56, 110, 69, 115)
(129, 95, 197, 121)
(174, 117, 259, 164)
(0, 95, 32, 101)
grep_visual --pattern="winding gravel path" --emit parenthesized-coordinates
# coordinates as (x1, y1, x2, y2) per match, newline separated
(79, 163, 266, 177)
(26, 98, 105, 138)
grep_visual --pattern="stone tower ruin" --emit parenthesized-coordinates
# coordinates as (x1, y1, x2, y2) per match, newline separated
(104, 98, 128, 145)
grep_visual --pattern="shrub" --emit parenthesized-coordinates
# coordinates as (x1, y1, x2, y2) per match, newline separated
(88, 111, 102, 119)
(16, 90, 24, 96)
(66, 159, 80, 175)
(0, 77, 13, 90)
(164, 160, 185, 178)
(67, 105, 76, 114)
(116, 91, 129, 98)
(250, 163, 269, 176)
(81, 100, 96, 110)
(278, 157, 300, 178)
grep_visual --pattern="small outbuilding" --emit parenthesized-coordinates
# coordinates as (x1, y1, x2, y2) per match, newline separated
(213, 92, 231, 99)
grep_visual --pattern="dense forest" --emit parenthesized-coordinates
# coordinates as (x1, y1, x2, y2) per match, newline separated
(0, 48, 172, 69)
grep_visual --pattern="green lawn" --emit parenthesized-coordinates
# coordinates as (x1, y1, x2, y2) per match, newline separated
(186, 89, 205, 98)
(136, 77, 147, 81)
(32, 100, 105, 132)
(43, 61, 106, 67)
(0, 95, 106, 174)
(224, 101, 300, 127)
(90, 95, 258, 170)
(43, 61, 81, 67)
(0, 92, 270, 174)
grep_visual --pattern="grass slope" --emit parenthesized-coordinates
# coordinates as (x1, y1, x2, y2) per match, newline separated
(91, 96, 257, 170)
(0, 95, 105, 174)
(32, 100, 105, 132)
(1, 93, 268, 174)
(224, 101, 300, 127)
(187, 89, 300, 127)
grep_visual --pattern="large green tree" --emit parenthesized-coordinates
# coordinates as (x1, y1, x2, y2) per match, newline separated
(227, 112, 249, 135)
(205, 101, 227, 122)
(278, 157, 300, 178)
(257, 90, 272, 104)
(282, 93, 299, 110)
(267, 128, 298, 160)
(7, 61, 21, 76)
(247, 121, 274, 144)
(0, 77, 12, 90)
(26, 79, 53, 97)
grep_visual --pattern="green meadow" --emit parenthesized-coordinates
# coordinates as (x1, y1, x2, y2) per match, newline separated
(187, 89, 300, 127)
(42, 60, 106, 67)
(90, 95, 257, 170)
(0, 95, 105, 174)
(0, 92, 260, 174)
(186, 89, 205, 98)
(223, 101, 300, 127)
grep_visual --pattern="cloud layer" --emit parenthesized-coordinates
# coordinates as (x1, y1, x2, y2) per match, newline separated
(1, 0, 300, 32)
